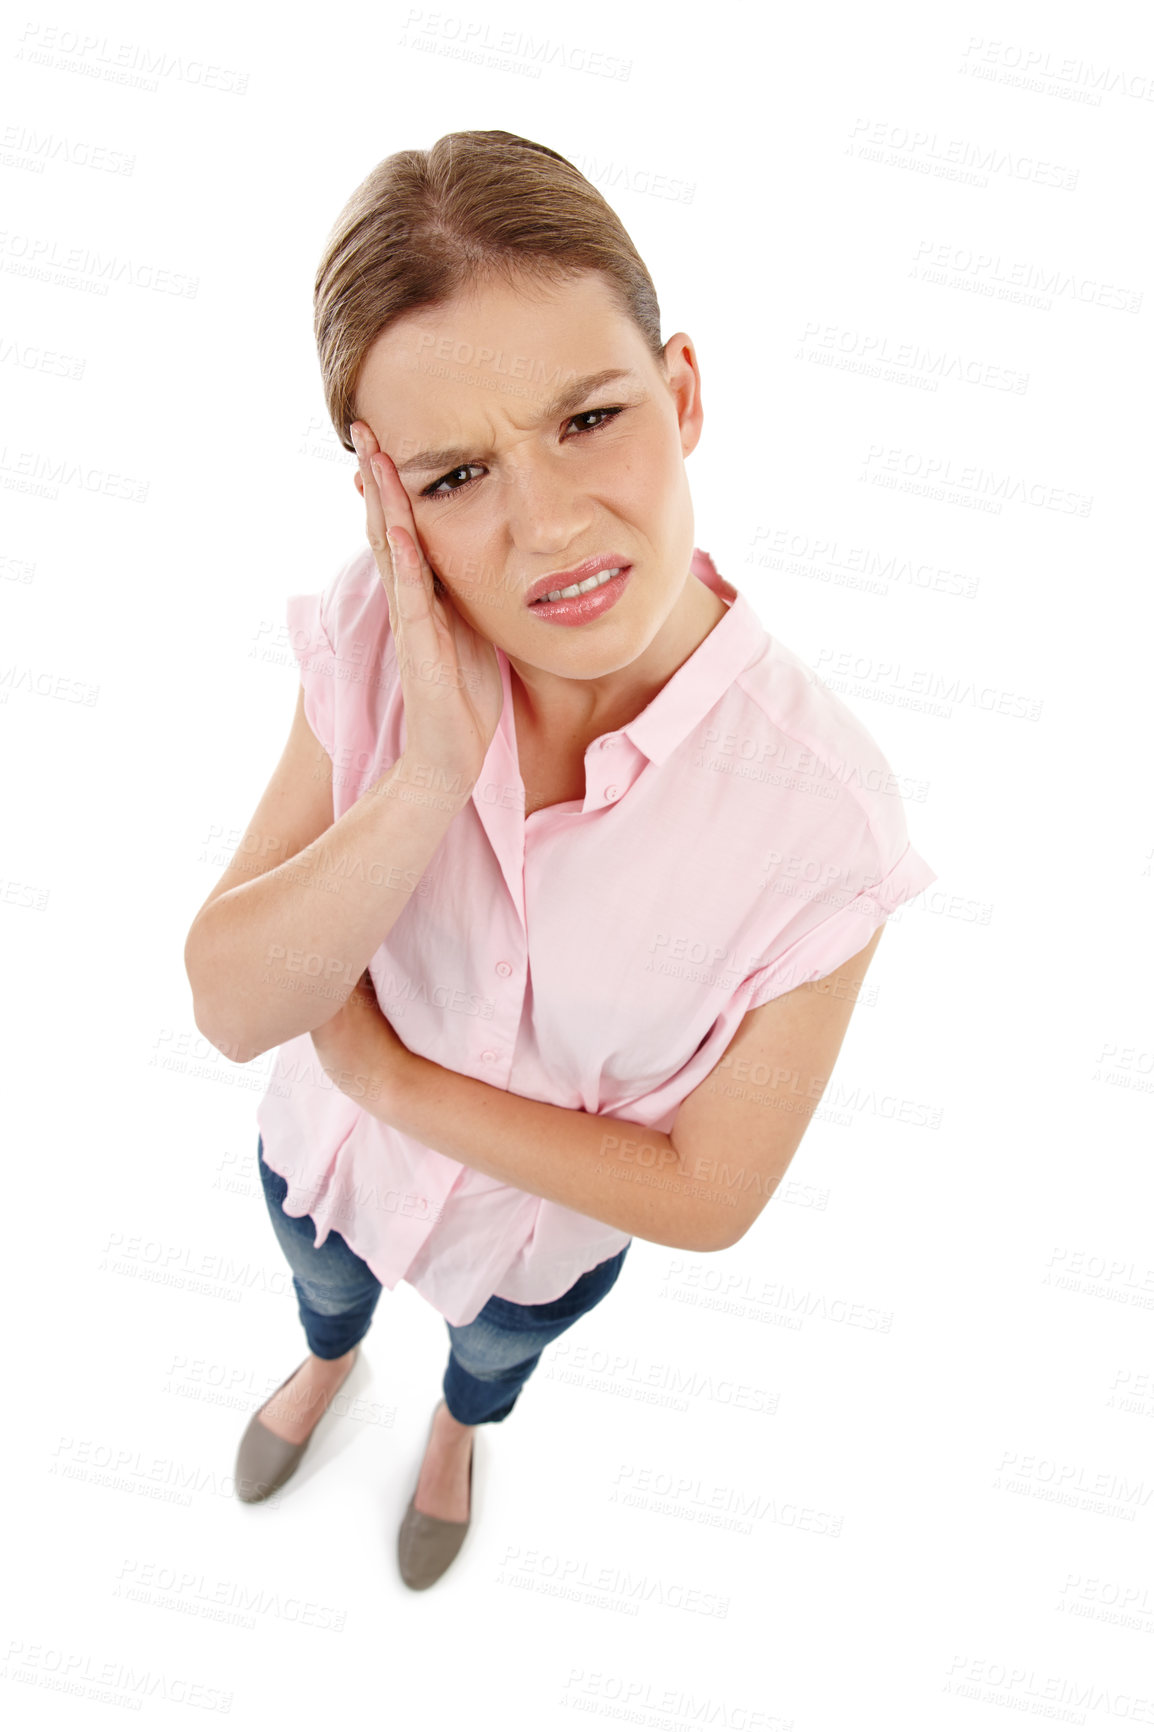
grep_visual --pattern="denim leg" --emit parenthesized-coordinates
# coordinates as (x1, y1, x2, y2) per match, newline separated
(442, 1243, 631, 1425)
(257, 1135, 382, 1360)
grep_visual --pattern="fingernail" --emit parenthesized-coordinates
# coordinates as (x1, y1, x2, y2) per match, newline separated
(350, 425, 362, 455)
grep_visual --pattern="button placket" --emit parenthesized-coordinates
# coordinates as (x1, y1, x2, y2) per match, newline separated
(482, 939, 524, 1071)
(592, 734, 618, 804)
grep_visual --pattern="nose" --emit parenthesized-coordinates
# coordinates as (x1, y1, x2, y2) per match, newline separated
(499, 450, 592, 557)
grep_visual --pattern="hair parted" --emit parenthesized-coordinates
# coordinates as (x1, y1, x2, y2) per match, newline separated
(313, 129, 666, 453)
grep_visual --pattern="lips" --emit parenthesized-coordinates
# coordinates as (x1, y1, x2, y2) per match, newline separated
(524, 554, 632, 607)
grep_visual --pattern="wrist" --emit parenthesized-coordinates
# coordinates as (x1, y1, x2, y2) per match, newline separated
(366, 1042, 420, 1125)
(391, 754, 478, 812)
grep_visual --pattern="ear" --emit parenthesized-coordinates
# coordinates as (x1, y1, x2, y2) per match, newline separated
(662, 332, 704, 461)
(354, 470, 365, 499)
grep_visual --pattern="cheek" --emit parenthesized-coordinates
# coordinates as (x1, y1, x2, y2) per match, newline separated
(613, 427, 672, 488)
(609, 452, 664, 512)
(419, 518, 487, 599)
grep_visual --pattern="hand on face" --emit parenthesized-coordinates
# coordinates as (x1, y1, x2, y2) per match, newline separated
(349, 421, 504, 784)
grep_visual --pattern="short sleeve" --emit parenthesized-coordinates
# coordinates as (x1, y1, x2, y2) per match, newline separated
(285, 590, 337, 761)
(741, 797, 938, 1010)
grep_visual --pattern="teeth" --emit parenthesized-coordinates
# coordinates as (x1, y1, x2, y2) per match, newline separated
(538, 567, 622, 604)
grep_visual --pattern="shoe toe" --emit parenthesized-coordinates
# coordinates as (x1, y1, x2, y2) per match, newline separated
(234, 1348, 360, 1504)
(397, 1498, 470, 1589)
(396, 1430, 474, 1589)
(235, 1415, 308, 1503)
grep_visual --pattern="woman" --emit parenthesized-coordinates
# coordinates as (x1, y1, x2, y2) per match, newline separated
(183, 130, 937, 1591)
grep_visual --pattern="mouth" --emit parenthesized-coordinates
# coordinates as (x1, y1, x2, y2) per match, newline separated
(526, 564, 633, 626)
(524, 554, 631, 608)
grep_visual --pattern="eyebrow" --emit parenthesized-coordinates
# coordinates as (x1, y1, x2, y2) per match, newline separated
(393, 368, 641, 478)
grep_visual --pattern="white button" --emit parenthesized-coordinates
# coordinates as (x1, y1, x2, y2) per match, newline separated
(604, 785, 619, 800)
(481, 1049, 497, 1063)
(495, 961, 512, 977)
(599, 736, 614, 750)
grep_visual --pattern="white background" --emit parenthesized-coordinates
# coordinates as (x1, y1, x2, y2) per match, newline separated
(3, 1, 1152, 1726)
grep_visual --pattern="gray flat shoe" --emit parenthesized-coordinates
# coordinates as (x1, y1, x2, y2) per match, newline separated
(397, 1401, 475, 1590)
(234, 1346, 360, 1504)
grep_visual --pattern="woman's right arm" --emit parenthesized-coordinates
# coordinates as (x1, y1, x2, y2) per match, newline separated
(186, 416, 503, 1066)
(183, 686, 473, 1065)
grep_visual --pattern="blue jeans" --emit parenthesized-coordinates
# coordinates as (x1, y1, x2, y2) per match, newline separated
(256, 1135, 630, 1426)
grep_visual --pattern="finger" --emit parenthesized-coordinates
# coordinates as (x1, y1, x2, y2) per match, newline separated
(366, 452, 442, 633)
(379, 515, 438, 632)
(370, 454, 438, 591)
(352, 424, 446, 671)
(351, 431, 416, 646)
(351, 422, 396, 591)
(352, 422, 439, 591)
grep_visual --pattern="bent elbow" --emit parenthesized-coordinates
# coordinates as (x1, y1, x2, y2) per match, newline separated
(702, 1217, 743, 1255)
(675, 1209, 743, 1256)
(190, 1000, 256, 1068)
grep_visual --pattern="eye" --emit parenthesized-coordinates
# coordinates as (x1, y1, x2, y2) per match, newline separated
(567, 406, 623, 435)
(419, 405, 627, 502)
(421, 463, 483, 501)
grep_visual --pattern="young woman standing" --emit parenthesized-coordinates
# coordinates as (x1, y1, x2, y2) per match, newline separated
(184, 130, 937, 1591)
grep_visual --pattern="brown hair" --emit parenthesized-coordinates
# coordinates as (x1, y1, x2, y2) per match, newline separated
(313, 129, 666, 454)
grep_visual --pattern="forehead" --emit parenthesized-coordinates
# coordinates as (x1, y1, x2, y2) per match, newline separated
(355, 270, 646, 439)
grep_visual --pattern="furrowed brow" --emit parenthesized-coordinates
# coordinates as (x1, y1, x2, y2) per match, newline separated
(394, 368, 640, 478)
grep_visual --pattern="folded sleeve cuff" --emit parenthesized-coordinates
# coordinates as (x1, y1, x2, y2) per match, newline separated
(285, 590, 337, 761)
(743, 841, 938, 1008)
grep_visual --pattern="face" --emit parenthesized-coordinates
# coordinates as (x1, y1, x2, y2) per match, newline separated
(351, 269, 705, 712)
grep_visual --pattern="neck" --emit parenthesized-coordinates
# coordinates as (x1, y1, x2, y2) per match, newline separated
(508, 571, 727, 742)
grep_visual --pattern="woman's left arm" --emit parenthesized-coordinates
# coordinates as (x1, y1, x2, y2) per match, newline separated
(311, 973, 720, 1251)
(311, 932, 883, 1254)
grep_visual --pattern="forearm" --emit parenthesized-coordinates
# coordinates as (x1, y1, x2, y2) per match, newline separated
(186, 756, 471, 1064)
(374, 1051, 735, 1254)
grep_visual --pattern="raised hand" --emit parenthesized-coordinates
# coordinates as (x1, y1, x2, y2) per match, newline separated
(350, 420, 504, 786)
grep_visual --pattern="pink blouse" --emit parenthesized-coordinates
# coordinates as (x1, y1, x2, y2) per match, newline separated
(255, 545, 937, 1326)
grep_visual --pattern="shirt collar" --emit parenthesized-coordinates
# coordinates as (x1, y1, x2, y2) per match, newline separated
(616, 548, 768, 768)
(475, 548, 767, 920)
